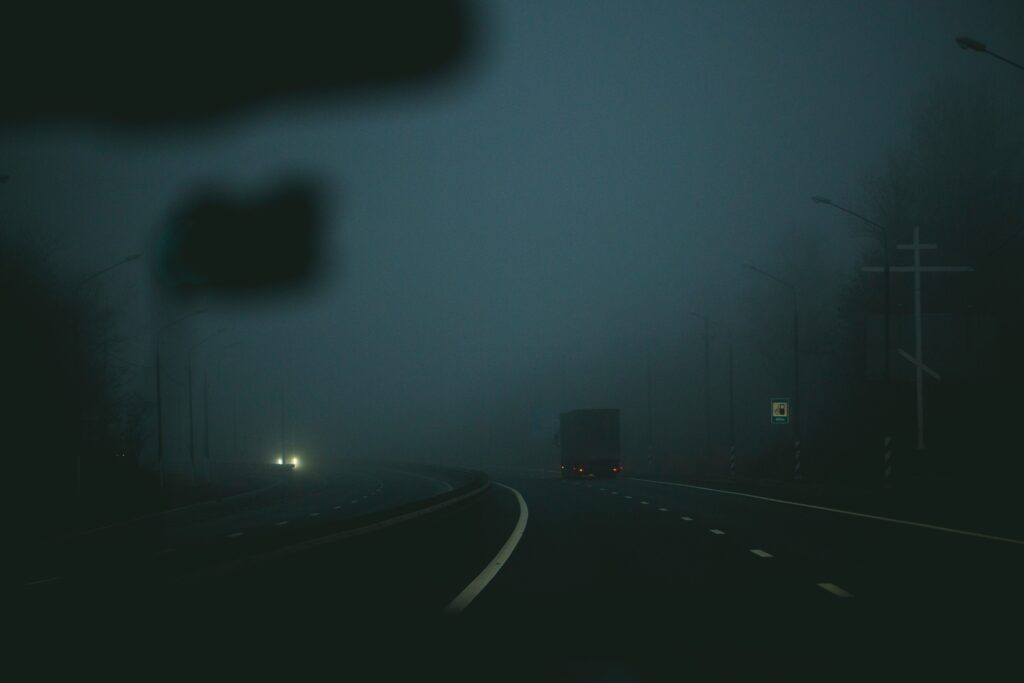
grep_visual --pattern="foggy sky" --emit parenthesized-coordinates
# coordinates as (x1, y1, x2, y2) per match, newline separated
(2, 0, 1022, 470)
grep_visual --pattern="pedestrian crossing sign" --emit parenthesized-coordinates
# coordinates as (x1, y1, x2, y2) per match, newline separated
(771, 398, 790, 424)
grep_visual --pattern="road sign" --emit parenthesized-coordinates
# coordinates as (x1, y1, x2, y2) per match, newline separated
(771, 398, 790, 424)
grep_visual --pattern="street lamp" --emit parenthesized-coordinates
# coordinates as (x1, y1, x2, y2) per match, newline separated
(742, 263, 802, 481)
(956, 35, 1024, 72)
(812, 195, 893, 480)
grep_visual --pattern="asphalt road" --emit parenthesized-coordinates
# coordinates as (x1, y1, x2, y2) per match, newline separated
(17, 464, 1023, 679)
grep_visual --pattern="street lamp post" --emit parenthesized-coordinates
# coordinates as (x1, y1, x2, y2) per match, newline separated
(690, 312, 712, 466)
(812, 196, 893, 483)
(187, 329, 225, 483)
(154, 309, 206, 490)
(743, 264, 802, 481)
(73, 253, 143, 496)
(956, 36, 1024, 72)
(207, 341, 243, 481)
(689, 313, 738, 479)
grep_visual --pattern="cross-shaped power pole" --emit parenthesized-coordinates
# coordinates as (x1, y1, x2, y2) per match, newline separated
(863, 227, 972, 455)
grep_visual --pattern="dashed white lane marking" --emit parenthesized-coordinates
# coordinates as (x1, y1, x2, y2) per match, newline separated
(350, 500, 359, 504)
(226, 532, 244, 539)
(658, 507, 669, 512)
(750, 549, 773, 558)
(445, 482, 529, 615)
(624, 495, 633, 499)
(709, 529, 726, 535)
(611, 492, 619, 495)
(818, 582, 853, 598)
(599, 488, 607, 492)
(333, 505, 342, 510)
(310, 512, 320, 517)
(640, 501, 650, 505)
(630, 477, 1024, 546)
(275, 521, 289, 526)
(681, 516, 693, 521)
(24, 576, 62, 587)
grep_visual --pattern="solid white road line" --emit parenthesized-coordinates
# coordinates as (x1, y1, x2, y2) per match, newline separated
(444, 482, 529, 615)
(709, 529, 725, 535)
(750, 549, 773, 558)
(226, 532, 244, 539)
(817, 582, 853, 598)
(631, 477, 1024, 546)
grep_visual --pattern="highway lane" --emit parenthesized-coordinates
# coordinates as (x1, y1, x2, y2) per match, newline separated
(18, 462, 460, 591)
(457, 468, 1022, 675)
(17, 462, 1021, 678)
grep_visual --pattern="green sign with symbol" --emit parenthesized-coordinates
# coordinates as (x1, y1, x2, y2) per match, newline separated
(771, 398, 790, 424)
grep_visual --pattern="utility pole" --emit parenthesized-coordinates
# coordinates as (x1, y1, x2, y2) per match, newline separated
(863, 227, 972, 455)
(646, 357, 653, 470)
(155, 347, 164, 490)
(703, 315, 711, 463)
(728, 341, 736, 479)
(792, 306, 801, 480)
(153, 309, 206, 490)
(188, 353, 196, 483)
(203, 371, 210, 482)
(689, 312, 712, 464)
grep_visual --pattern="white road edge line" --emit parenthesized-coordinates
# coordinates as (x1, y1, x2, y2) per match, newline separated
(818, 582, 853, 598)
(444, 482, 528, 615)
(630, 477, 1024, 546)
(750, 549, 773, 558)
